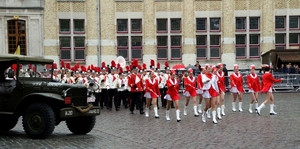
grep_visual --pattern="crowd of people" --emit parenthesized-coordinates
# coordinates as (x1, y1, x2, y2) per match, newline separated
(5, 59, 283, 124)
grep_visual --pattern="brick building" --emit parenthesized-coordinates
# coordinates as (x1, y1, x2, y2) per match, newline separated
(2, 0, 300, 69)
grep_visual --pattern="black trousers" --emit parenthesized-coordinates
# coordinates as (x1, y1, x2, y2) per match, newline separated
(160, 88, 166, 107)
(108, 89, 119, 109)
(130, 92, 143, 113)
(93, 92, 100, 106)
(100, 89, 108, 108)
(118, 90, 128, 107)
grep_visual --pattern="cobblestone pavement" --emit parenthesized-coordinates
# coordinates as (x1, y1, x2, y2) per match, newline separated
(1, 92, 300, 149)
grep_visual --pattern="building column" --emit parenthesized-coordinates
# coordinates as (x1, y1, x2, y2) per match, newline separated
(221, 0, 235, 67)
(182, 0, 195, 66)
(261, 0, 275, 54)
(143, 0, 156, 66)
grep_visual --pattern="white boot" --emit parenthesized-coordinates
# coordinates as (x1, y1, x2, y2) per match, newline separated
(255, 103, 258, 109)
(154, 107, 159, 118)
(183, 106, 187, 116)
(165, 110, 170, 121)
(212, 111, 218, 124)
(145, 108, 149, 117)
(198, 104, 202, 114)
(239, 102, 243, 112)
(207, 108, 211, 119)
(232, 102, 236, 112)
(194, 106, 199, 117)
(221, 105, 226, 116)
(176, 110, 181, 122)
(256, 103, 265, 116)
(270, 104, 277, 115)
(249, 104, 253, 113)
(217, 107, 222, 120)
(202, 111, 206, 123)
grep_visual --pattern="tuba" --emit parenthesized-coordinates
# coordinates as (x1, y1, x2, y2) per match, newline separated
(116, 56, 126, 69)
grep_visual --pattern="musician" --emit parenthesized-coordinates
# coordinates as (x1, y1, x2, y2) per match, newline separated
(197, 67, 204, 114)
(165, 70, 181, 122)
(216, 63, 226, 117)
(230, 64, 244, 112)
(256, 65, 282, 116)
(144, 70, 161, 118)
(156, 68, 166, 108)
(247, 65, 260, 113)
(99, 63, 109, 109)
(164, 62, 175, 108)
(107, 63, 119, 111)
(183, 68, 199, 117)
(118, 68, 128, 109)
(127, 60, 144, 114)
(90, 70, 101, 106)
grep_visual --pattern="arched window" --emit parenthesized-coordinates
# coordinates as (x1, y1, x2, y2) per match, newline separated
(7, 20, 26, 55)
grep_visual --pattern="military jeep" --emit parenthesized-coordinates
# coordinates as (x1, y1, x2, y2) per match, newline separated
(0, 54, 100, 139)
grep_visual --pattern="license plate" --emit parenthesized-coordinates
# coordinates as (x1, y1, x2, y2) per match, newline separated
(87, 109, 100, 114)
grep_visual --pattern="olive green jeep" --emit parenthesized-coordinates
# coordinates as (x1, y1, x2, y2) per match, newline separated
(0, 54, 100, 139)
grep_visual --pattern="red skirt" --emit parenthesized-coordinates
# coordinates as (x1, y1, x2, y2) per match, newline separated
(208, 86, 219, 97)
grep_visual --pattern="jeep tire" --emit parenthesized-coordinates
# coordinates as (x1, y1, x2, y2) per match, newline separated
(66, 116, 96, 134)
(22, 103, 56, 139)
(0, 116, 19, 132)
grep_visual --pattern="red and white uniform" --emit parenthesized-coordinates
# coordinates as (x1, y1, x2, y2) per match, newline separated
(144, 78, 161, 98)
(247, 73, 260, 92)
(127, 73, 143, 92)
(230, 72, 244, 93)
(216, 71, 226, 93)
(197, 73, 204, 94)
(165, 78, 180, 101)
(69, 76, 75, 84)
(183, 76, 197, 97)
(261, 72, 281, 93)
(202, 73, 219, 98)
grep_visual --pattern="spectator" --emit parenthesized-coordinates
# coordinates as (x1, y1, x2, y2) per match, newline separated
(222, 64, 229, 89)
(278, 64, 285, 73)
(294, 64, 299, 74)
(194, 61, 201, 70)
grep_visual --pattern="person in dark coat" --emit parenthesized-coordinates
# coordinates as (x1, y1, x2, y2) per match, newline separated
(222, 64, 229, 91)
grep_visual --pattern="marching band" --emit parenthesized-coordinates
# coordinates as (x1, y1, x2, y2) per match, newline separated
(8, 57, 283, 124)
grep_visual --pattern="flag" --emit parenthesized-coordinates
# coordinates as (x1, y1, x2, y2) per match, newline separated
(14, 43, 20, 55)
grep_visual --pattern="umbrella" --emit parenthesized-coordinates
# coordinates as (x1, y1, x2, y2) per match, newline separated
(185, 65, 198, 70)
(172, 64, 186, 70)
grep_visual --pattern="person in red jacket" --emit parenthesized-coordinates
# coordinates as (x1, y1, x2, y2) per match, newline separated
(183, 68, 199, 117)
(230, 64, 244, 112)
(127, 66, 144, 114)
(144, 70, 161, 118)
(256, 65, 282, 116)
(197, 68, 205, 114)
(165, 70, 181, 122)
(216, 63, 226, 117)
(247, 65, 261, 113)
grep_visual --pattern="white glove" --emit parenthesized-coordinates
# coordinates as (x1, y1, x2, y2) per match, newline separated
(107, 86, 109, 90)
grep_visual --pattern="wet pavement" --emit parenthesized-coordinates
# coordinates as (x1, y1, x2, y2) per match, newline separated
(1, 92, 300, 149)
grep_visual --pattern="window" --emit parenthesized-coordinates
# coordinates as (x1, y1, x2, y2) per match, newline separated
(117, 36, 128, 59)
(290, 16, 299, 29)
(236, 17, 246, 30)
(157, 19, 167, 32)
(210, 35, 220, 58)
(157, 36, 168, 59)
(275, 16, 285, 29)
(117, 19, 128, 32)
(60, 37, 71, 60)
(170, 18, 181, 32)
(196, 35, 206, 58)
(210, 18, 220, 31)
(59, 19, 86, 61)
(275, 33, 286, 49)
(249, 17, 259, 30)
(171, 36, 181, 59)
(249, 34, 260, 57)
(60, 19, 70, 33)
(131, 19, 142, 32)
(235, 35, 246, 58)
(74, 19, 84, 33)
(196, 18, 206, 31)
(131, 36, 142, 59)
(7, 20, 26, 55)
(289, 33, 299, 44)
